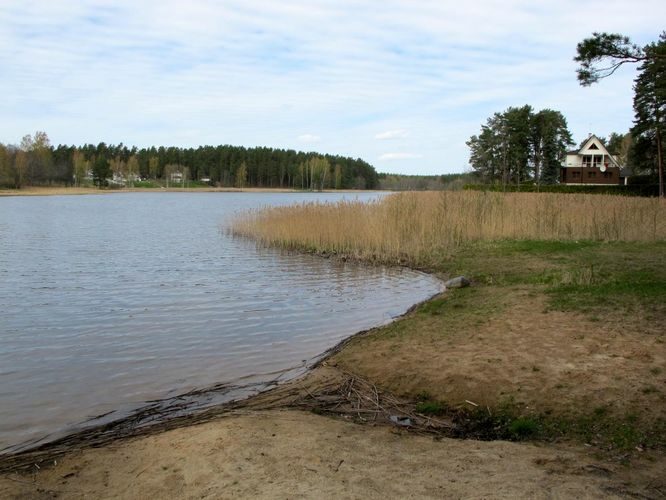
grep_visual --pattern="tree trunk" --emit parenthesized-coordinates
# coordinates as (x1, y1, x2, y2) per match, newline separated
(657, 127, 664, 198)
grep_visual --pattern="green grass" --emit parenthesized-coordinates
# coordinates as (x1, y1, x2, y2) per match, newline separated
(438, 400, 666, 450)
(415, 400, 445, 416)
(441, 240, 666, 318)
(365, 286, 504, 343)
(508, 418, 540, 439)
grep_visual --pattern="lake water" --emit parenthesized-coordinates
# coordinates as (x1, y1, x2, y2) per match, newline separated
(0, 192, 441, 453)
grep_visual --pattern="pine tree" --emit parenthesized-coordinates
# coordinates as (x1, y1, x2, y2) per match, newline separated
(631, 35, 665, 197)
(575, 31, 666, 196)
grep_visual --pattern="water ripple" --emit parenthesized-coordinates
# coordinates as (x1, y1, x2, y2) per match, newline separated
(0, 192, 441, 452)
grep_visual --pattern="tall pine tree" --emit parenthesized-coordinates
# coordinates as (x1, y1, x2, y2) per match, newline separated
(630, 34, 665, 197)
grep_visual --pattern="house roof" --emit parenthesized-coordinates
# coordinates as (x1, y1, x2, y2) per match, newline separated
(578, 135, 607, 153)
(568, 135, 621, 168)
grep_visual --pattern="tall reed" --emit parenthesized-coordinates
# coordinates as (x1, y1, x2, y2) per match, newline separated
(232, 192, 666, 267)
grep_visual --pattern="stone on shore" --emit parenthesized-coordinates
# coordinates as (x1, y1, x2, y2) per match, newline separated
(443, 276, 470, 289)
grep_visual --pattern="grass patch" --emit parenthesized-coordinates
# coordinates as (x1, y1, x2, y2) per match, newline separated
(445, 240, 666, 317)
(508, 418, 540, 439)
(415, 400, 445, 416)
(548, 277, 666, 314)
(441, 402, 666, 450)
(358, 286, 504, 344)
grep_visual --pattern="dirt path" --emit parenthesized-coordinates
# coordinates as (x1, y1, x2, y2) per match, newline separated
(3, 409, 663, 500)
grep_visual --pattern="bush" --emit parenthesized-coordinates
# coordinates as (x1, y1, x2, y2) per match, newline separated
(508, 418, 540, 439)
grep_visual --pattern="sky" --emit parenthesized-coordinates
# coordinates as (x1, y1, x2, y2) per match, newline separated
(1, 1, 664, 175)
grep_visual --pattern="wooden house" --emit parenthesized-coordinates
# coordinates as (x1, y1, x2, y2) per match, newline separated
(560, 135, 628, 185)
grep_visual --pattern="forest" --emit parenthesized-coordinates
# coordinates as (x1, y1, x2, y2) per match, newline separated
(0, 134, 379, 190)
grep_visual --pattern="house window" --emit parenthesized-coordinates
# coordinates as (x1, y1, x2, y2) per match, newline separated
(589, 143, 599, 150)
(603, 171, 612, 178)
(588, 171, 597, 178)
(572, 171, 580, 178)
(582, 156, 592, 167)
(593, 155, 603, 168)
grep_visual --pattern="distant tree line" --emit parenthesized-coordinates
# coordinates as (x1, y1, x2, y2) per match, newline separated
(0, 134, 379, 190)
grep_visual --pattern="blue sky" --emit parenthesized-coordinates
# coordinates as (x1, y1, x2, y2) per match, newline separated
(1, 1, 664, 175)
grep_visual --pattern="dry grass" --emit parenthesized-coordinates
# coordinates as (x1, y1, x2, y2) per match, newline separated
(232, 191, 666, 267)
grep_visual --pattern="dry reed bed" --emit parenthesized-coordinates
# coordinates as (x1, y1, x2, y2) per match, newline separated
(231, 192, 666, 267)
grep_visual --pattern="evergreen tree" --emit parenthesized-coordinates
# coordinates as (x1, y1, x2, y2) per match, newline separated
(630, 34, 665, 196)
(467, 106, 572, 185)
(575, 31, 666, 196)
(531, 110, 573, 185)
(92, 156, 111, 187)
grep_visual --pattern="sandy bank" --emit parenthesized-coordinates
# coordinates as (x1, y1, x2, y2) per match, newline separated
(1, 366, 665, 499)
(3, 408, 663, 499)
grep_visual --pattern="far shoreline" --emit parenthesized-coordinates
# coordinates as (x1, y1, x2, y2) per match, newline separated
(0, 186, 386, 197)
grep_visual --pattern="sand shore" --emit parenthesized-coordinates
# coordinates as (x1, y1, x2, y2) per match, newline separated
(1, 362, 665, 499)
(3, 407, 663, 499)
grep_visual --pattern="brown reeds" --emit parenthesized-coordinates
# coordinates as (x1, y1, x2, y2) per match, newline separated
(232, 191, 666, 267)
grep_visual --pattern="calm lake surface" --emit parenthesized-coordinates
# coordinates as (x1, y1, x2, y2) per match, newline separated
(0, 192, 441, 452)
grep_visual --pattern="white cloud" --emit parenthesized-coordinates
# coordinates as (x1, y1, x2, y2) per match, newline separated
(297, 134, 321, 143)
(375, 129, 409, 140)
(379, 153, 423, 161)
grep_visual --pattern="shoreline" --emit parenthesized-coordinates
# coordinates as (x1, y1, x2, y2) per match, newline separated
(0, 289, 444, 473)
(5, 407, 662, 499)
(0, 186, 385, 197)
(3, 357, 665, 499)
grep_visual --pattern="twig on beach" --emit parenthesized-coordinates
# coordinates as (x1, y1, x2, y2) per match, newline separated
(0, 367, 455, 475)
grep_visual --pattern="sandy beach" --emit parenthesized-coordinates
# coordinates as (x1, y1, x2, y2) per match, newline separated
(3, 406, 664, 499)
(1, 309, 664, 499)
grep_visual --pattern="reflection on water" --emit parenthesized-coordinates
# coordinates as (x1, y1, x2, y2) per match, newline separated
(0, 192, 441, 452)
